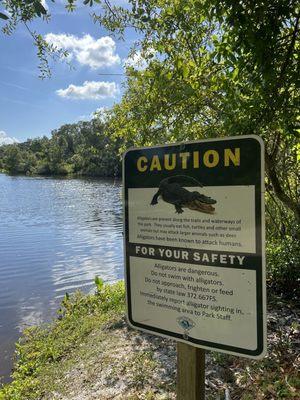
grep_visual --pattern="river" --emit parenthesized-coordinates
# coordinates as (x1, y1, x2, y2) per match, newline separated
(0, 174, 123, 383)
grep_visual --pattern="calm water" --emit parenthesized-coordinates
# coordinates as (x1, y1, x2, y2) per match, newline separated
(0, 174, 123, 383)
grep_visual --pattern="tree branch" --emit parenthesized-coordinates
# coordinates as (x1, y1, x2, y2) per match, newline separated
(277, 12, 300, 85)
(265, 151, 300, 222)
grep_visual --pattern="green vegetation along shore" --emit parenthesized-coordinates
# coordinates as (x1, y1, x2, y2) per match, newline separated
(0, 119, 125, 178)
(0, 279, 299, 400)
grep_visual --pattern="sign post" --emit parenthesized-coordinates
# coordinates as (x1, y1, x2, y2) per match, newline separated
(177, 343, 205, 400)
(123, 136, 266, 396)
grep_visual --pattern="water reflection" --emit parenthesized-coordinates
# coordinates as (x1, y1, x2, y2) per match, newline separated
(0, 174, 123, 383)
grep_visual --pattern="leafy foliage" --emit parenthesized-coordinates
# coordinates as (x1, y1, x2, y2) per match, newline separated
(94, 0, 300, 230)
(0, 118, 124, 177)
(0, 0, 71, 77)
(1, 0, 299, 224)
(266, 237, 300, 299)
(0, 0, 299, 299)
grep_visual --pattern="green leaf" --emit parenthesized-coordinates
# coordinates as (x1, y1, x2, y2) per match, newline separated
(95, 276, 104, 291)
(232, 68, 239, 80)
(34, 1, 47, 15)
(182, 64, 189, 79)
(0, 12, 9, 20)
(176, 58, 183, 69)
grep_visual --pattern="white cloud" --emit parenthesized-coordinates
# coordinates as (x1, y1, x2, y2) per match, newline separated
(0, 131, 19, 145)
(92, 106, 108, 116)
(124, 51, 147, 70)
(124, 49, 156, 70)
(91, 107, 110, 122)
(56, 81, 118, 100)
(45, 33, 120, 69)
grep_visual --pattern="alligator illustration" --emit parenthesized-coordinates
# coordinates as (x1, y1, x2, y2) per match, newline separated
(150, 175, 216, 214)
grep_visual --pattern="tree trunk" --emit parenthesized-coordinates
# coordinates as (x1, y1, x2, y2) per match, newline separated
(265, 151, 300, 231)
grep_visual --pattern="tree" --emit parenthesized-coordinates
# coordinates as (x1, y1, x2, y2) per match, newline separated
(97, 1, 300, 231)
(0, 0, 70, 77)
(1, 0, 299, 230)
(0, 118, 123, 177)
(3, 144, 23, 173)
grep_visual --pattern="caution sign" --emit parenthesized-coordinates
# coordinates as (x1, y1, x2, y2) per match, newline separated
(123, 136, 266, 358)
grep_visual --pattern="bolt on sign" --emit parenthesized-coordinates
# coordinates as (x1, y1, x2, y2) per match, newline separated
(123, 136, 266, 358)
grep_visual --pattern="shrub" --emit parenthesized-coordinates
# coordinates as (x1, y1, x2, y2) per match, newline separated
(266, 236, 300, 300)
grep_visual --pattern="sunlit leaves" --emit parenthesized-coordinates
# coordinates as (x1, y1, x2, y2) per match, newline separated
(0, 0, 299, 223)
(90, 0, 300, 227)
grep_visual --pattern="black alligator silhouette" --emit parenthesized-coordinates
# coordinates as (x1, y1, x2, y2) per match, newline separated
(150, 175, 216, 214)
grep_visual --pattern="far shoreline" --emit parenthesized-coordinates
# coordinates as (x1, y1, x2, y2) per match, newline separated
(0, 171, 122, 181)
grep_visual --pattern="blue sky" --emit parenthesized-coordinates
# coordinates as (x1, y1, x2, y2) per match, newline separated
(0, 0, 137, 143)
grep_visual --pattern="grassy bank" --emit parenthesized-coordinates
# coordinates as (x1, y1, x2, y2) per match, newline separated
(0, 280, 299, 400)
(0, 279, 125, 400)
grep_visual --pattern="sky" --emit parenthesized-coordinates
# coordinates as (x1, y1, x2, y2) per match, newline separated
(0, 0, 138, 143)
